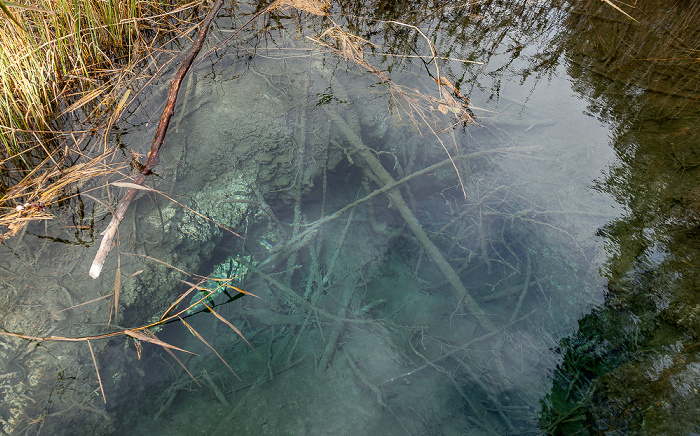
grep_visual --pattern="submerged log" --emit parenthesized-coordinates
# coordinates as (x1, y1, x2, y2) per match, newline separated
(322, 105, 496, 332)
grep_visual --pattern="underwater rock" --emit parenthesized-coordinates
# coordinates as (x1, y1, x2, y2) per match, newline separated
(178, 171, 253, 243)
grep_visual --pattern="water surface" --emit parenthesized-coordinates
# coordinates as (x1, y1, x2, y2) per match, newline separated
(1, 1, 698, 435)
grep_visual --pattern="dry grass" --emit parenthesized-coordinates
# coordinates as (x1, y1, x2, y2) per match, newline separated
(309, 21, 475, 196)
(0, 2, 200, 146)
(273, 0, 330, 16)
(0, 147, 127, 240)
(0, 0, 206, 238)
(0, 0, 202, 163)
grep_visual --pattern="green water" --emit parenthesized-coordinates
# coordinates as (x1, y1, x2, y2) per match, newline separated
(1, 1, 698, 434)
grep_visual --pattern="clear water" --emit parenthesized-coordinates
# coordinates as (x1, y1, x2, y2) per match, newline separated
(1, 1, 698, 435)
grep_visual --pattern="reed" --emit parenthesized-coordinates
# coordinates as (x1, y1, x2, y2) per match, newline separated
(0, 0, 204, 238)
(0, 0, 203, 174)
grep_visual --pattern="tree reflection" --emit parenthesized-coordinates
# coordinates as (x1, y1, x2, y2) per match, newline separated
(539, 0, 700, 433)
(246, 0, 568, 98)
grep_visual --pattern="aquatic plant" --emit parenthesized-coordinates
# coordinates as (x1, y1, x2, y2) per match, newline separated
(186, 254, 256, 314)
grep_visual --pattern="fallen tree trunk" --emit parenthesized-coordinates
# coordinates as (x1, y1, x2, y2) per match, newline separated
(322, 105, 496, 332)
(89, 0, 225, 279)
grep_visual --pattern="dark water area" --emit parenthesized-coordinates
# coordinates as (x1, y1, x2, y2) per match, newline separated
(1, 0, 699, 435)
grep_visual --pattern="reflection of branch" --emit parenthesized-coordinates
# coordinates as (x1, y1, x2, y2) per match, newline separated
(324, 103, 494, 330)
(380, 312, 532, 387)
(309, 19, 476, 196)
(371, 51, 484, 65)
(408, 337, 499, 435)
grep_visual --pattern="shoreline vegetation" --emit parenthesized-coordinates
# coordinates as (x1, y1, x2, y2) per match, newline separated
(0, 0, 330, 241)
(0, 0, 207, 240)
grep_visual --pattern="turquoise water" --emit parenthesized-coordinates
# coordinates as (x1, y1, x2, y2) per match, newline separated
(1, 1, 698, 434)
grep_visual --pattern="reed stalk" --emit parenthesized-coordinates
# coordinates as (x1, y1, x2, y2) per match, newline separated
(0, 0, 204, 238)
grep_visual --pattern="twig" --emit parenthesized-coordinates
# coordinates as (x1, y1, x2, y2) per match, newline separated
(154, 389, 177, 421)
(50, 293, 112, 317)
(408, 339, 499, 435)
(201, 369, 229, 406)
(153, 379, 197, 421)
(449, 355, 514, 433)
(267, 327, 275, 380)
(481, 277, 543, 302)
(144, 329, 200, 385)
(509, 248, 531, 323)
(317, 286, 351, 372)
(343, 349, 386, 407)
(322, 209, 355, 284)
(248, 264, 373, 325)
(379, 312, 533, 387)
(68, 393, 112, 424)
(89, 0, 225, 279)
(317, 212, 357, 372)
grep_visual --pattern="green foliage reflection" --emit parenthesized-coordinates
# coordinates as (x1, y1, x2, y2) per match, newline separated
(539, 0, 700, 433)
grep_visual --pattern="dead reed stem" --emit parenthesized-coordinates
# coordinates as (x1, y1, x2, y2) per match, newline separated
(87, 339, 106, 404)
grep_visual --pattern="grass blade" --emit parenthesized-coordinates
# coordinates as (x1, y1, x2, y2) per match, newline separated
(124, 330, 196, 355)
(158, 280, 202, 321)
(178, 316, 239, 379)
(0, 0, 23, 29)
(144, 329, 200, 386)
(87, 340, 106, 403)
(112, 260, 121, 323)
(203, 302, 252, 349)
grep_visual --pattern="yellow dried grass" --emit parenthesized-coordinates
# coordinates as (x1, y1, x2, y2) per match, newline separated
(0, 148, 126, 240)
(273, 0, 330, 16)
(0, 0, 204, 170)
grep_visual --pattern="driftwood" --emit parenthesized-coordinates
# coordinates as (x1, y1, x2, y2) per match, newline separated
(89, 0, 225, 279)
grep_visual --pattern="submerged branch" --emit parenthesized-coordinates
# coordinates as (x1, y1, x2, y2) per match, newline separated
(323, 103, 496, 331)
(88, 0, 225, 279)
